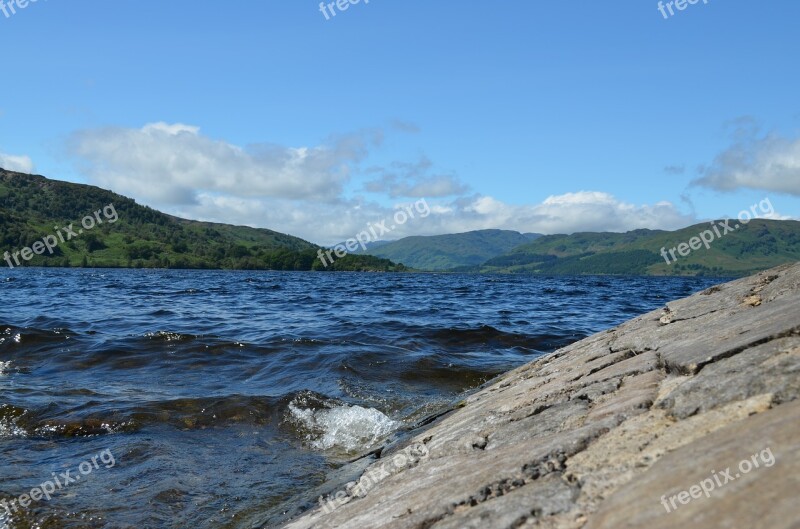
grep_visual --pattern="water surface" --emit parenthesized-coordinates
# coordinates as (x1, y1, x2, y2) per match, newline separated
(0, 270, 724, 528)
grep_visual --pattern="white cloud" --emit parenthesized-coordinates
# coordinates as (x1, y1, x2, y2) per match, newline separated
(65, 122, 695, 245)
(693, 125, 800, 195)
(663, 165, 686, 175)
(761, 212, 794, 220)
(390, 120, 420, 134)
(425, 192, 693, 237)
(67, 122, 382, 204)
(0, 152, 34, 173)
(142, 122, 200, 136)
(166, 191, 693, 246)
(364, 156, 469, 198)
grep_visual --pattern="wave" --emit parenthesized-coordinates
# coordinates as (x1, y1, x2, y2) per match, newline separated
(418, 324, 574, 351)
(0, 402, 136, 439)
(284, 391, 399, 452)
(0, 391, 402, 455)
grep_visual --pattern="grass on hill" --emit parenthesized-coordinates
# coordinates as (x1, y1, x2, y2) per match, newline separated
(0, 169, 406, 272)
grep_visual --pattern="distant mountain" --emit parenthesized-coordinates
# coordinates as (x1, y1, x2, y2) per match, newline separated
(6, 168, 795, 277)
(480, 220, 800, 276)
(0, 169, 405, 271)
(361, 229, 542, 270)
(353, 239, 393, 252)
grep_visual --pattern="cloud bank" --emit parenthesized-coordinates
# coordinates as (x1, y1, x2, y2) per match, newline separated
(67, 122, 695, 245)
(693, 124, 800, 196)
(68, 122, 382, 204)
(0, 152, 34, 173)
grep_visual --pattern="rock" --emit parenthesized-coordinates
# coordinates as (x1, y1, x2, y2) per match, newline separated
(282, 264, 800, 529)
(584, 401, 800, 529)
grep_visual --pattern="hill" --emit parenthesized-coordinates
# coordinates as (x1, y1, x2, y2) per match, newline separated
(480, 220, 800, 276)
(5, 168, 796, 277)
(361, 229, 541, 270)
(0, 169, 405, 272)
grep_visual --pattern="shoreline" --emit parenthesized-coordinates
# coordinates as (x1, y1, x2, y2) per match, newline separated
(282, 263, 800, 529)
(2, 265, 742, 279)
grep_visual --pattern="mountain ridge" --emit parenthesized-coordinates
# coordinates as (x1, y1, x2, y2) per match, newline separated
(0, 169, 405, 271)
(475, 220, 800, 276)
(2, 168, 798, 276)
(358, 229, 542, 270)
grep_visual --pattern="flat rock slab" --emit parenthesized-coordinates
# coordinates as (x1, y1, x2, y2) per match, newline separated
(282, 264, 800, 529)
(584, 400, 800, 529)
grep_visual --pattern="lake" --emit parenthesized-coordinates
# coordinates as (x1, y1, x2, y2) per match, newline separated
(0, 269, 724, 528)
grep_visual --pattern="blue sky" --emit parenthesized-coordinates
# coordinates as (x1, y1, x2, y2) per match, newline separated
(1, 0, 798, 244)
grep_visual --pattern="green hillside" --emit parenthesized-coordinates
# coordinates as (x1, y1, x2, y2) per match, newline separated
(363, 229, 541, 270)
(0, 169, 405, 272)
(480, 220, 800, 276)
(5, 169, 795, 277)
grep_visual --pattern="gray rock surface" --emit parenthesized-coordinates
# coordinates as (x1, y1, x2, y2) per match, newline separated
(283, 264, 800, 529)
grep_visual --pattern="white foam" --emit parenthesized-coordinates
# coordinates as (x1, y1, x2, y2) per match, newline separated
(0, 404, 26, 439)
(0, 422, 26, 439)
(288, 402, 399, 452)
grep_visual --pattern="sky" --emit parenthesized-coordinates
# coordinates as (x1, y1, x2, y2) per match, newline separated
(0, 0, 798, 245)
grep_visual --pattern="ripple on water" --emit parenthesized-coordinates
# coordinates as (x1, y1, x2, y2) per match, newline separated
(0, 269, 727, 528)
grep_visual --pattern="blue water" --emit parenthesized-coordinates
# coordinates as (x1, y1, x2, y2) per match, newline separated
(0, 269, 724, 528)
